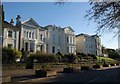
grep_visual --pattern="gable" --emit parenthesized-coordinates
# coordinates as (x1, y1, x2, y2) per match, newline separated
(68, 27, 74, 32)
(22, 18, 40, 27)
(64, 27, 74, 33)
(64, 27, 74, 32)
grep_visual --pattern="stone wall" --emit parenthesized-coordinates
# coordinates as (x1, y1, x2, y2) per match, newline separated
(2, 64, 26, 70)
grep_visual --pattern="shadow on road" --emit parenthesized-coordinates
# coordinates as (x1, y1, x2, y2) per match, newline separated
(4, 67, 120, 84)
(38, 67, 120, 84)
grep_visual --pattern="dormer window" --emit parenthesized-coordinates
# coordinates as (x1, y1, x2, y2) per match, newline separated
(8, 30, 12, 38)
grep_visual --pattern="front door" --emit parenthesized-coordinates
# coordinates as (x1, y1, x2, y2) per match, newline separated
(52, 46, 55, 53)
(25, 42, 28, 51)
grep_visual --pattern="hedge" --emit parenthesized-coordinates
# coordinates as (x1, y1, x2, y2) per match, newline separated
(29, 52, 62, 63)
(2, 47, 22, 64)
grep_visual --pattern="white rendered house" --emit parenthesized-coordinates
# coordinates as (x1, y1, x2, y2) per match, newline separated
(63, 26, 76, 54)
(45, 25, 76, 54)
(45, 25, 65, 54)
(2, 19, 19, 50)
(16, 15, 46, 53)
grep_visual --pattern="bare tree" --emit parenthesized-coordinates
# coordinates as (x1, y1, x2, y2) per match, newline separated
(86, 1, 120, 34)
(56, 1, 120, 35)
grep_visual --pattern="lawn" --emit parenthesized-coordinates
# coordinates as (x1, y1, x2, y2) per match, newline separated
(96, 56, 117, 64)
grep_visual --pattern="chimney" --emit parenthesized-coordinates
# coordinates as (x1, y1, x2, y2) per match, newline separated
(16, 15, 21, 26)
(10, 19, 14, 25)
(16, 14, 21, 19)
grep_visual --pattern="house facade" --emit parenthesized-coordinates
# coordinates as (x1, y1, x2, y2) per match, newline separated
(16, 15, 47, 53)
(45, 25, 64, 54)
(2, 19, 19, 50)
(2, 15, 103, 55)
(76, 33, 102, 56)
(45, 25, 76, 54)
(63, 27, 76, 54)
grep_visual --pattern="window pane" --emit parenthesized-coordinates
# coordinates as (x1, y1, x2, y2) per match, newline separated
(27, 31, 28, 38)
(29, 32, 31, 38)
(67, 37, 69, 42)
(8, 31, 12, 37)
(52, 46, 55, 53)
(24, 30, 26, 38)
(53, 34, 55, 43)
(8, 44, 12, 48)
(30, 42, 34, 52)
(14, 31, 16, 38)
(40, 34, 42, 41)
(32, 32, 34, 39)
(58, 36, 60, 44)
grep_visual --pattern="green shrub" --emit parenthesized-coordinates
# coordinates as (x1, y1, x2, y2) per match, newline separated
(66, 63, 73, 68)
(63, 54, 79, 63)
(2, 47, 19, 64)
(30, 52, 59, 63)
(76, 53, 86, 57)
(77, 55, 82, 60)
(40, 63, 50, 71)
(87, 54, 97, 60)
(15, 50, 22, 58)
(74, 55, 80, 63)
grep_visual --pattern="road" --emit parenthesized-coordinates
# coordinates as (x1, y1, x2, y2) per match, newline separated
(17, 67, 120, 84)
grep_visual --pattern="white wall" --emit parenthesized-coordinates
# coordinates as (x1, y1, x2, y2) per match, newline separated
(20, 21, 46, 53)
(46, 26, 65, 54)
(2, 28, 19, 50)
(64, 28, 76, 54)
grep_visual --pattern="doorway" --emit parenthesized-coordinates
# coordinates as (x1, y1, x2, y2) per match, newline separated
(25, 42, 28, 51)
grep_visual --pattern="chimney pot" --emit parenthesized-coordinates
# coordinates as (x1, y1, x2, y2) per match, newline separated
(10, 19, 14, 25)
(16, 15, 21, 19)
